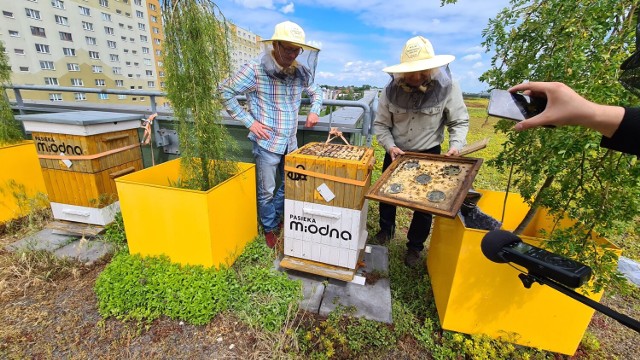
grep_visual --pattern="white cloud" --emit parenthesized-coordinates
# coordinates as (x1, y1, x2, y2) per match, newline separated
(472, 62, 484, 69)
(232, 0, 276, 9)
(465, 45, 485, 53)
(280, 2, 294, 14)
(462, 53, 481, 61)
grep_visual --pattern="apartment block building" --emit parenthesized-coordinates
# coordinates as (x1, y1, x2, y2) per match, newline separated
(0, 1, 263, 106)
(0, 0, 164, 105)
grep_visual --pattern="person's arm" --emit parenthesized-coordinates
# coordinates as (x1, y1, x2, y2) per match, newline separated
(373, 91, 404, 160)
(220, 64, 272, 140)
(444, 81, 469, 156)
(508, 82, 624, 137)
(600, 107, 640, 156)
(304, 83, 323, 128)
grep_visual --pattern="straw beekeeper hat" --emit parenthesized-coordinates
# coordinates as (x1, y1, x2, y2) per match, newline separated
(262, 21, 320, 51)
(383, 36, 455, 73)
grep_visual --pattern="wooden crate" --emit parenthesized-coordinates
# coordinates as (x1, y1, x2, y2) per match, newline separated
(284, 142, 375, 210)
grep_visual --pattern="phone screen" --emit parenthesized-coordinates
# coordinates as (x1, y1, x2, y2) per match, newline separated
(487, 89, 547, 122)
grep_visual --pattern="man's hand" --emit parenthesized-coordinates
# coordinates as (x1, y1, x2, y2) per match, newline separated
(389, 146, 405, 161)
(445, 148, 460, 157)
(305, 113, 319, 128)
(249, 121, 273, 140)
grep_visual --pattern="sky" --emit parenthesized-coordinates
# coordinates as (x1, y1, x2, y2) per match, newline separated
(214, 0, 513, 93)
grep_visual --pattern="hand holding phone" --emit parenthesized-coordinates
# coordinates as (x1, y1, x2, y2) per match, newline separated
(487, 89, 548, 122)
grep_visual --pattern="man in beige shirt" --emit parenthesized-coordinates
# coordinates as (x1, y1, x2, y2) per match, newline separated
(373, 36, 469, 267)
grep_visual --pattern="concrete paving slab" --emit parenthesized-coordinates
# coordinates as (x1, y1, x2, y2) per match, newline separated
(5, 229, 77, 252)
(279, 245, 392, 324)
(53, 238, 113, 265)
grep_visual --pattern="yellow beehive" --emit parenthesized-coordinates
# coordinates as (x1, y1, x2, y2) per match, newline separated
(284, 142, 375, 210)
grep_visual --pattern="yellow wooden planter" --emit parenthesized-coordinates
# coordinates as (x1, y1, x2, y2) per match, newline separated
(0, 141, 48, 224)
(115, 158, 258, 268)
(427, 189, 619, 355)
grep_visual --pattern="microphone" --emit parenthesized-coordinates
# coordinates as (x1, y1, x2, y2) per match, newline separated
(481, 230, 593, 288)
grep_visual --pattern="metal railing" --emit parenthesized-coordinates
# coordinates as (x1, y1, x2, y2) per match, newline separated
(5, 84, 377, 147)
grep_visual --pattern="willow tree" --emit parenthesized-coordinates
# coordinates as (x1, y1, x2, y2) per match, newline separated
(444, 0, 640, 290)
(0, 41, 23, 145)
(162, 0, 239, 191)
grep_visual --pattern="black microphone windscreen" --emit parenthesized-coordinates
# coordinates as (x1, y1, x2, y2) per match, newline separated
(481, 230, 522, 263)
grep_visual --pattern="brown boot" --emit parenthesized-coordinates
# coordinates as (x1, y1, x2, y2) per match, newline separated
(374, 229, 392, 245)
(404, 249, 421, 268)
(265, 231, 278, 249)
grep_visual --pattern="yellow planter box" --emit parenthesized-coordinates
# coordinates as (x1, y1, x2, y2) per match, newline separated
(115, 158, 258, 268)
(0, 141, 48, 224)
(427, 189, 619, 355)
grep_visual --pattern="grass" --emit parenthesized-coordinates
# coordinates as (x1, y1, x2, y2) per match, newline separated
(0, 97, 638, 359)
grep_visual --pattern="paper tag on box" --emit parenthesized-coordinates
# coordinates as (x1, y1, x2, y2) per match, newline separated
(316, 183, 335, 202)
(60, 152, 72, 168)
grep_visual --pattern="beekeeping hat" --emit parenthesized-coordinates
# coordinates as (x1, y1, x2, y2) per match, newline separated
(262, 21, 320, 51)
(383, 36, 455, 73)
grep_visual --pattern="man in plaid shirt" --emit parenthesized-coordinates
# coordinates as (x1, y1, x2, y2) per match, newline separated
(221, 21, 323, 248)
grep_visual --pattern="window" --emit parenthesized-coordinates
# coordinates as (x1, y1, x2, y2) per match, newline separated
(35, 44, 50, 54)
(99, 0, 108, 7)
(125, 61, 131, 66)
(118, 23, 124, 28)
(31, 26, 46, 37)
(79, 6, 90, 16)
(112, 67, 122, 74)
(98, 93, 109, 100)
(70, 78, 83, 86)
(89, 51, 100, 59)
(154, 38, 161, 45)
(3, 11, 14, 18)
(67, 63, 80, 71)
(147, 81, 155, 87)
(101, 12, 111, 21)
(121, 36, 127, 41)
(138, 23, 145, 31)
(116, 9, 121, 14)
(118, 94, 127, 100)
(134, 0, 141, 5)
(143, 58, 151, 66)
(125, 12, 130, 17)
(49, 93, 63, 101)
(152, 27, 159, 34)
(127, 25, 133, 30)
(92, 65, 103, 73)
(123, 49, 129, 53)
(55, 15, 68, 25)
(82, 21, 94, 31)
(44, 77, 58, 85)
(107, 40, 117, 49)
(148, 3, 156, 10)
(131, 50, 137, 55)
(40, 61, 55, 70)
(115, 80, 124, 87)
(135, 10, 143, 18)
(127, 74, 133, 78)
(145, 70, 153, 76)
(59, 32, 72, 41)
(129, 37, 135, 42)
(25, 8, 41, 20)
(151, 15, 157, 23)
(157, 61, 163, 67)
(63, 47, 76, 56)
(109, 54, 119, 62)
(51, 0, 65, 9)
(140, 35, 148, 42)
(155, 49, 162, 56)
(133, 62, 139, 67)
(74, 93, 87, 101)
(139, 96, 145, 101)
(14, 49, 25, 55)
(86, 36, 97, 45)
(95, 79, 106, 86)
(19, 66, 30, 72)
(159, 71, 165, 77)
(104, 26, 114, 35)
(9, 30, 19, 37)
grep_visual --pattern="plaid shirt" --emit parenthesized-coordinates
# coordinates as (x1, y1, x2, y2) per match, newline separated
(220, 59, 323, 155)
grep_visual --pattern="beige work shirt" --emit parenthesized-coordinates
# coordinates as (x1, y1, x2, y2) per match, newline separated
(374, 81, 469, 153)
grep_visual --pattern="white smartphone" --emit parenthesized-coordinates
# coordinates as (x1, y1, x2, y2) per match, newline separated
(487, 89, 547, 122)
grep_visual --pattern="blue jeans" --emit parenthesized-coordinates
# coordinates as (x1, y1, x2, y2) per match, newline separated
(252, 141, 287, 233)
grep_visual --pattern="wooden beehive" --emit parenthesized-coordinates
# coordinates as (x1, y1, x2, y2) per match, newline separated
(17, 111, 144, 224)
(284, 142, 375, 210)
